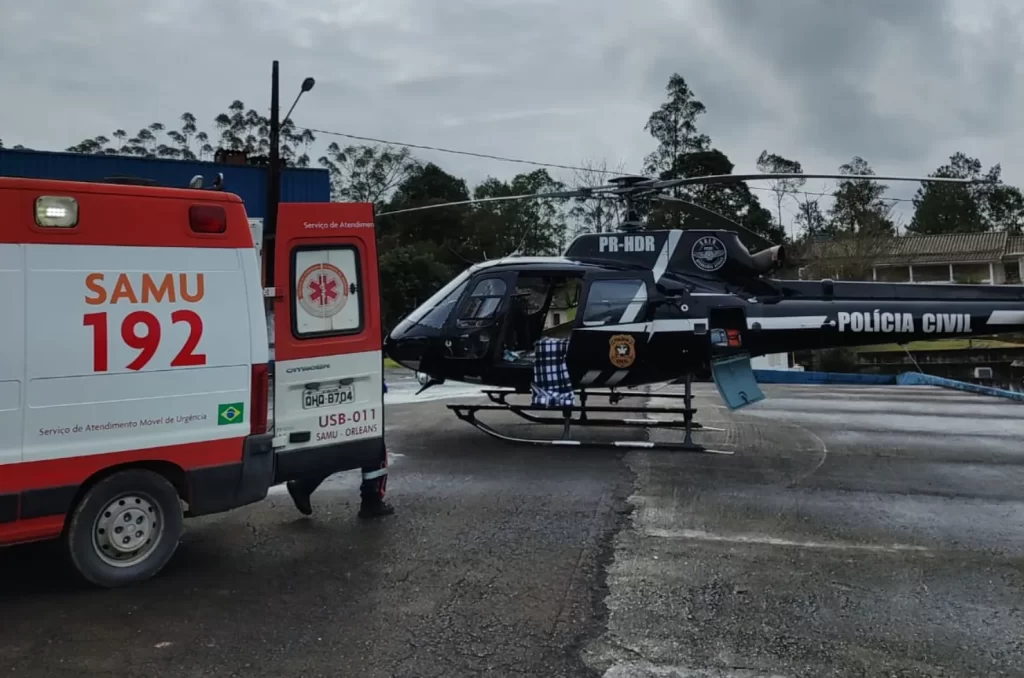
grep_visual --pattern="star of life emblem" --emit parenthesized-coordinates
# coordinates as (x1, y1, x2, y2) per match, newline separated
(297, 263, 349, 318)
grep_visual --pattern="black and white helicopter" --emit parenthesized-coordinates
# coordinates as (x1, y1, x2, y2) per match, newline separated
(381, 171, 1024, 452)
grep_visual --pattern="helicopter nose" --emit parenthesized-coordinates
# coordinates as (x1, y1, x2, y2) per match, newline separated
(383, 322, 432, 372)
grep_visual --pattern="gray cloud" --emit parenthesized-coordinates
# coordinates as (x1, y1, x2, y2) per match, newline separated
(1, 0, 1020, 228)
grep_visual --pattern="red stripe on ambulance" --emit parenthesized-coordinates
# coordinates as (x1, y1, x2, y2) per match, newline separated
(0, 438, 247, 494)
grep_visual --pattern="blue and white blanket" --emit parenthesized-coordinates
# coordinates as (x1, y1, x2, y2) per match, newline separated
(530, 337, 575, 408)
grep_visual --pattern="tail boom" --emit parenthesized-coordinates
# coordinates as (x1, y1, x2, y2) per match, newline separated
(743, 281, 1024, 354)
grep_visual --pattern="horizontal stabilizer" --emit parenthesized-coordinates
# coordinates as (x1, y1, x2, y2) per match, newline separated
(711, 354, 766, 410)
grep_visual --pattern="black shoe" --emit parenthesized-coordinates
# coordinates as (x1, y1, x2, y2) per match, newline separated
(286, 481, 313, 516)
(358, 500, 395, 519)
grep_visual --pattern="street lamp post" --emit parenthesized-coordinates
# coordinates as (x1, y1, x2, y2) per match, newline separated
(264, 60, 315, 287)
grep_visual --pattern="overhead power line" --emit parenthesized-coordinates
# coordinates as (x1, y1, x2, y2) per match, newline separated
(298, 125, 919, 204)
(299, 126, 609, 174)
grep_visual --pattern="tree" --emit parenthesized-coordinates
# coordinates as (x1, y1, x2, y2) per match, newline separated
(376, 166, 572, 328)
(378, 245, 454, 331)
(755, 150, 805, 238)
(375, 163, 482, 329)
(907, 152, 988, 235)
(827, 156, 895, 236)
(213, 100, 315, 166)
(643, 73, 715, 230)
(651, 148, 783, 246)
(63, 102, 316, 165)
(639, 74, 781, 246)
(468, 169, 570, 258)
(566, 157, 627, 238)
(318, 143, 419, 205)
(794, 197, 828, 238)
(986, 182, 1024, 235)
(378, 162, 475, 255)
(643, 73, 712, 178)
(794, 230, 892, 282)
(907, 152, 1024, 235)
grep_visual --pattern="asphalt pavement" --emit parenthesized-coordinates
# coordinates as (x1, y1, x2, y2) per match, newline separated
(1, 369, 633, 678)
(586, 382, 1024, 678)
(3, 372, 1024, 677)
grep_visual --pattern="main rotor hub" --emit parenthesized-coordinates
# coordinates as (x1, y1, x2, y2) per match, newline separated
(607, 175, 650, 190)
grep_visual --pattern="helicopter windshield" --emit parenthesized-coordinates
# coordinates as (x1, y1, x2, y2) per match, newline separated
(393, 267, 475, 334)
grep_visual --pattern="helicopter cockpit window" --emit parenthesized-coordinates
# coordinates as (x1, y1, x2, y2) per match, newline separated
(394, 266, 475, 334)
(458, 277, 507, 326)
(414, 279, 469, 330)
(582, 279, 648, 326)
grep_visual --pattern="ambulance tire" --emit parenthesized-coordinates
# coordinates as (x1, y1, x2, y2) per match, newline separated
(65, 469, 184, 588)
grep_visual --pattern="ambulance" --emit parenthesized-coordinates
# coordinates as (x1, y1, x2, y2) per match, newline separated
(0, 176, 385, 587)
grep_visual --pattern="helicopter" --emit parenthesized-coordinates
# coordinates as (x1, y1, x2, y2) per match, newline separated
(380, 171, 1024, 452)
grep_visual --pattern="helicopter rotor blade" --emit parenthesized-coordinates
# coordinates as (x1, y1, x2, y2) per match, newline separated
(379, 172, 1006, 217)
(655, 194, 776, 249)
(376, 188, 611, 217)
(653, 172, 1000, 191)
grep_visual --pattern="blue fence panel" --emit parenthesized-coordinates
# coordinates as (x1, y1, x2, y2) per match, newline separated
(754, 369, 1024, 401)
(895, 372, 1024, 402)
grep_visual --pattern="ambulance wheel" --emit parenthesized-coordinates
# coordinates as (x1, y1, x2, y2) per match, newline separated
(65, 469, 184, 588)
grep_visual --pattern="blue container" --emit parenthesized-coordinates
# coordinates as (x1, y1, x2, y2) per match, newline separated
(0, 148, 331, 218)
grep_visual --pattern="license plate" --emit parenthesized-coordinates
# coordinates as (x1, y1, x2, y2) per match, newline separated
(302, 384, 355, 409)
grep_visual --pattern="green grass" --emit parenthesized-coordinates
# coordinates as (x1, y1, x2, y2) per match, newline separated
(384, 357, 403, 369)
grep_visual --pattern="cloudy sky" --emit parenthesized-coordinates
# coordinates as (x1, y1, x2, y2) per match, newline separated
(2, 0, 1021, 229)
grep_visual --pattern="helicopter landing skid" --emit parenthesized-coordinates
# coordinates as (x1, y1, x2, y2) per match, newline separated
(446, 378, 730, 453)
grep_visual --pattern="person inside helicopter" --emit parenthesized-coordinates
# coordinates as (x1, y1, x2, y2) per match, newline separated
(541, 277, 580, 339)
(503, 292, 533, 354)
(500, 276, 580, 362)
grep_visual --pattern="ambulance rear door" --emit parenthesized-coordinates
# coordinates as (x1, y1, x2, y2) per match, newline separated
(270, 203, 384, 483)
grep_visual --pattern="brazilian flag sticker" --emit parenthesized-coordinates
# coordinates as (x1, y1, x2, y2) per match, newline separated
(218, 402, 245, 426)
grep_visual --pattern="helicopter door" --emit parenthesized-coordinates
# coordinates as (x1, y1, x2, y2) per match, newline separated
(490, 274, 584, 367)
(442, 273, 514, 376)
(572, 275, 652, 387)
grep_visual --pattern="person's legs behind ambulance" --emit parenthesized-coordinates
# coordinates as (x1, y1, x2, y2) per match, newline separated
(285, 446, 395, 519)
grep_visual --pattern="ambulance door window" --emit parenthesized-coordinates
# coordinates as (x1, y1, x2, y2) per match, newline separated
(292, 246, 363, 337)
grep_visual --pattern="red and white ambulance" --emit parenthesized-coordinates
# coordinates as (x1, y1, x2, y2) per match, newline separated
(0, 176, 385, 587)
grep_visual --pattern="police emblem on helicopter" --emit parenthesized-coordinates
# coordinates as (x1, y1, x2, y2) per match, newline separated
(609, 334, 636, 368)
(691, 236, 727, 272)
